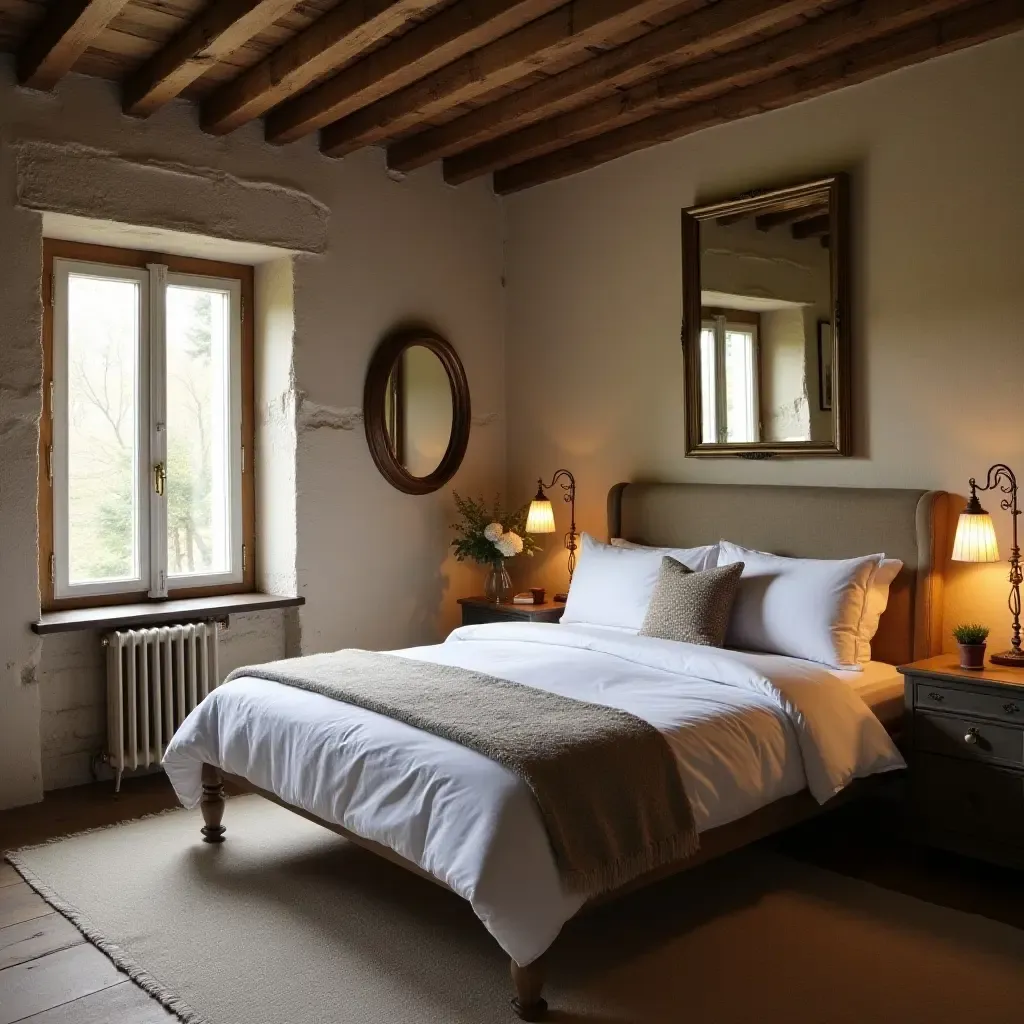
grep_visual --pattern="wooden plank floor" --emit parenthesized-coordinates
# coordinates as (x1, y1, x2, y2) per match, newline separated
(0, 776, 180, 1024)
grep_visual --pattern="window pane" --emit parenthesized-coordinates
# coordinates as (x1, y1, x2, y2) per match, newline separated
(724, 329, 756, 443)
(66, 274, 141, 585)
(166, 285, 232, 578)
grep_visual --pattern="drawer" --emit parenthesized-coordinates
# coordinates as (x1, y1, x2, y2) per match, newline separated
(911, 753, 1024, 844)
(461, 606, 504, 626)
(915, 682, 1024, 722)
(915, 711, 1024, 767)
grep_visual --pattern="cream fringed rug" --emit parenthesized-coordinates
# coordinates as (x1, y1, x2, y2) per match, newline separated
(9, 795, 1024, 1024)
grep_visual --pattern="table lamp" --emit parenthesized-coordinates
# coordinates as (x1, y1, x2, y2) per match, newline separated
(526, 469, 577, 603)
(951, 463, 1024, 666)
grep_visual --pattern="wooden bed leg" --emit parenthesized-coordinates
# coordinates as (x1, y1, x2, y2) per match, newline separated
(510, 957, 547, 1021)
(200, 764, 226, 843)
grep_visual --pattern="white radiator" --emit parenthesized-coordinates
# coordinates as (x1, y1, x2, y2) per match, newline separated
(105, 623, 220, 790)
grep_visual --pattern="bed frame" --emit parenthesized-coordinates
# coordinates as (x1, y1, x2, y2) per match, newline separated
(197, 483, 949, 1021)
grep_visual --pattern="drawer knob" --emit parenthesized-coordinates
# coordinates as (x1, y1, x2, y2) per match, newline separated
(927, 692, 945, 702)
(1004, 702, 1021, 715)
(964, 727, 980, 745)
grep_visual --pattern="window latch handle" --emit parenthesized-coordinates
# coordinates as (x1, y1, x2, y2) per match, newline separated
(153, 462, 166, 496)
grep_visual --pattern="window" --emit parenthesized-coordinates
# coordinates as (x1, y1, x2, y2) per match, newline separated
(700, 314, 760, 444)
(41, 241, 255, 609)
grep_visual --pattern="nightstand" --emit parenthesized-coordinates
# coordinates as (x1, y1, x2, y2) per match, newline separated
(899, 655, 1024, 869)
(458, 597, 564, 627)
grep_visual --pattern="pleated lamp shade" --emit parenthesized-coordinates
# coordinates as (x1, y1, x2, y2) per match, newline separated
(526, 495, 556, 534)
(952, 511, 1000, 563)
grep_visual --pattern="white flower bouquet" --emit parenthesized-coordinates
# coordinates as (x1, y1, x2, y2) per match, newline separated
(450, 493, 538, 566)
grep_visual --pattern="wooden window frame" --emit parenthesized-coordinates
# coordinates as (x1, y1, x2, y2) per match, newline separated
(40, 239, 256, 611)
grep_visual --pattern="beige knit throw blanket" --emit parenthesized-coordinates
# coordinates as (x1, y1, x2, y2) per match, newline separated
(226, 650, 698, 895)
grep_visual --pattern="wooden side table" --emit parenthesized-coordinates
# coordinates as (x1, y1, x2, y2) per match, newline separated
(899, 654, 1024, 868)
(458, 597, 564, 627)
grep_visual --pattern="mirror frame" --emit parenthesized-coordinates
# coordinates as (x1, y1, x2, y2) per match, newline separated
(364, 327, 471, 495)
(681, 173, 851, 458)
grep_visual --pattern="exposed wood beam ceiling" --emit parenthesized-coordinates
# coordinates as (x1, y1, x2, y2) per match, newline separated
(492, 0, 1024, 192)
(201, 0, 448, 135)
(123, 1, 303, 118)
(319, 0, 684, 158)
(392, 0, 829, 174)
(2, 0, 1020, 193)
(265, 0, 567, 143)
(17, 0, 132, 90)
(443, 0, 967, 184)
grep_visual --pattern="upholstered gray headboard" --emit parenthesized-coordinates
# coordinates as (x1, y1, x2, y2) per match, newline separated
(608, 483, 949, 666)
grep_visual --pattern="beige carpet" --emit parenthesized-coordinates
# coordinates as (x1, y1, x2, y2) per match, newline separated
(8, 794, 1024, 1024)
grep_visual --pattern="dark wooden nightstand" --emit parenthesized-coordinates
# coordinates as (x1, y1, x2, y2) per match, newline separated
(899, 655, 1024, 869)
(458, 597, 564, 626)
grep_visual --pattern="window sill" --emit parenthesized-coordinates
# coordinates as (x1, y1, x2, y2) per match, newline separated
(32, 592, 304, 635)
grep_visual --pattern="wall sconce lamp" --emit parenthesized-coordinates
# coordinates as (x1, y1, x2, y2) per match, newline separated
(952, 462, 1024, 666)
(526, 469, 577, 603)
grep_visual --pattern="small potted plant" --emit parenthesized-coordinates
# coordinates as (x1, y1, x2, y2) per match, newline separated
(451, 493, 538, 603)
(952, 623, 990, 670)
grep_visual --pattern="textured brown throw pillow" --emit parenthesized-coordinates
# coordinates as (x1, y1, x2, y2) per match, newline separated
(639, 557, 744, 648)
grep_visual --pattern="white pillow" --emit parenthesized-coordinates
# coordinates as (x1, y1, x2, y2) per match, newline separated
(855, 558, 903, 664)
(609, 537, 718, 571)
(562, 534, 717, 631)
(717, 540, 885, 669)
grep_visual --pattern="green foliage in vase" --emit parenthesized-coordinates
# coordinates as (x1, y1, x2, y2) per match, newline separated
(952, 623, 990, 646)
(450, 492, 539, 566)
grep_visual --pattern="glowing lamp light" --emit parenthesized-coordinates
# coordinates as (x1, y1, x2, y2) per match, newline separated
(526, 489, 557, 534)
(952, 505, 1000, 563)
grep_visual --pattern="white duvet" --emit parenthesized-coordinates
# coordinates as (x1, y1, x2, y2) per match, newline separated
(163, 622, 904, 965)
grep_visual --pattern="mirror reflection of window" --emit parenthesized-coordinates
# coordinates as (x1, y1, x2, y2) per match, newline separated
(698, 201, 831, 446)
(384, 345, 455, 479)
(700, 315, 759, 444)
(683, 175, 848, 457)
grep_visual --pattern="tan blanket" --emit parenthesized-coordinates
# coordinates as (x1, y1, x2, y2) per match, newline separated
(226, 650, 697, 895)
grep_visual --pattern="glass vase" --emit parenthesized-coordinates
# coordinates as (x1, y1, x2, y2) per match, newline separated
(483, 559, 513, 604)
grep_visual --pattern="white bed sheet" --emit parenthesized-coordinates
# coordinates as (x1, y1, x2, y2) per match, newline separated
(832, 660, 903, 701)
(163, 622, 903, 966)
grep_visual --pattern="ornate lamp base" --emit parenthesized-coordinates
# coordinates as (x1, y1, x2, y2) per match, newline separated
(989, 649, 1024, 667)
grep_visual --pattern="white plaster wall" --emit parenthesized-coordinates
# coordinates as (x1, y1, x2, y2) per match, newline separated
(760, 308, 810, 443)
(503, 32, 1024, 646)
(0, 63, 505, 806)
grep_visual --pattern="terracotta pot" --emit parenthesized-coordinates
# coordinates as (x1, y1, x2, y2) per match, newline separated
(957, 643, 986, 670)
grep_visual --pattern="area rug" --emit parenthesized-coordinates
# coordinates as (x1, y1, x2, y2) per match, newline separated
(8, 795, 1024, 1024)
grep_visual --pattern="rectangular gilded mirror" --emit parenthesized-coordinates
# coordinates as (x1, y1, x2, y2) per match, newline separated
(681, 174, 850, 457)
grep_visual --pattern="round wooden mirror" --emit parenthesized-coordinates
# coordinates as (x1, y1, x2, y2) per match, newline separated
(364, 328, 471, 495)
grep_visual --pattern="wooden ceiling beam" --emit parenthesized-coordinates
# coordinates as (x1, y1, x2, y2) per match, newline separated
(123, 0, 301, 117)
(494, 0, 1024, 194)
(388, 0, 826, 173)
(265, 0, 563, 144)
(18, 0, 133, 90)
(319, 0, 682, 159)
(791, 213, 831, 238)
(444, 0, 966, 183)
(755, 203, 828, 231)
(201, 0, 444, 136)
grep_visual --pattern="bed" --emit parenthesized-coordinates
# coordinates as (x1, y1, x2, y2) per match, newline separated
(163, 483, 948, 1020)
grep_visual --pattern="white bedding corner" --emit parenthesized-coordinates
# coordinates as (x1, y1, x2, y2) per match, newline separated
(163, 621, 904, 966)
